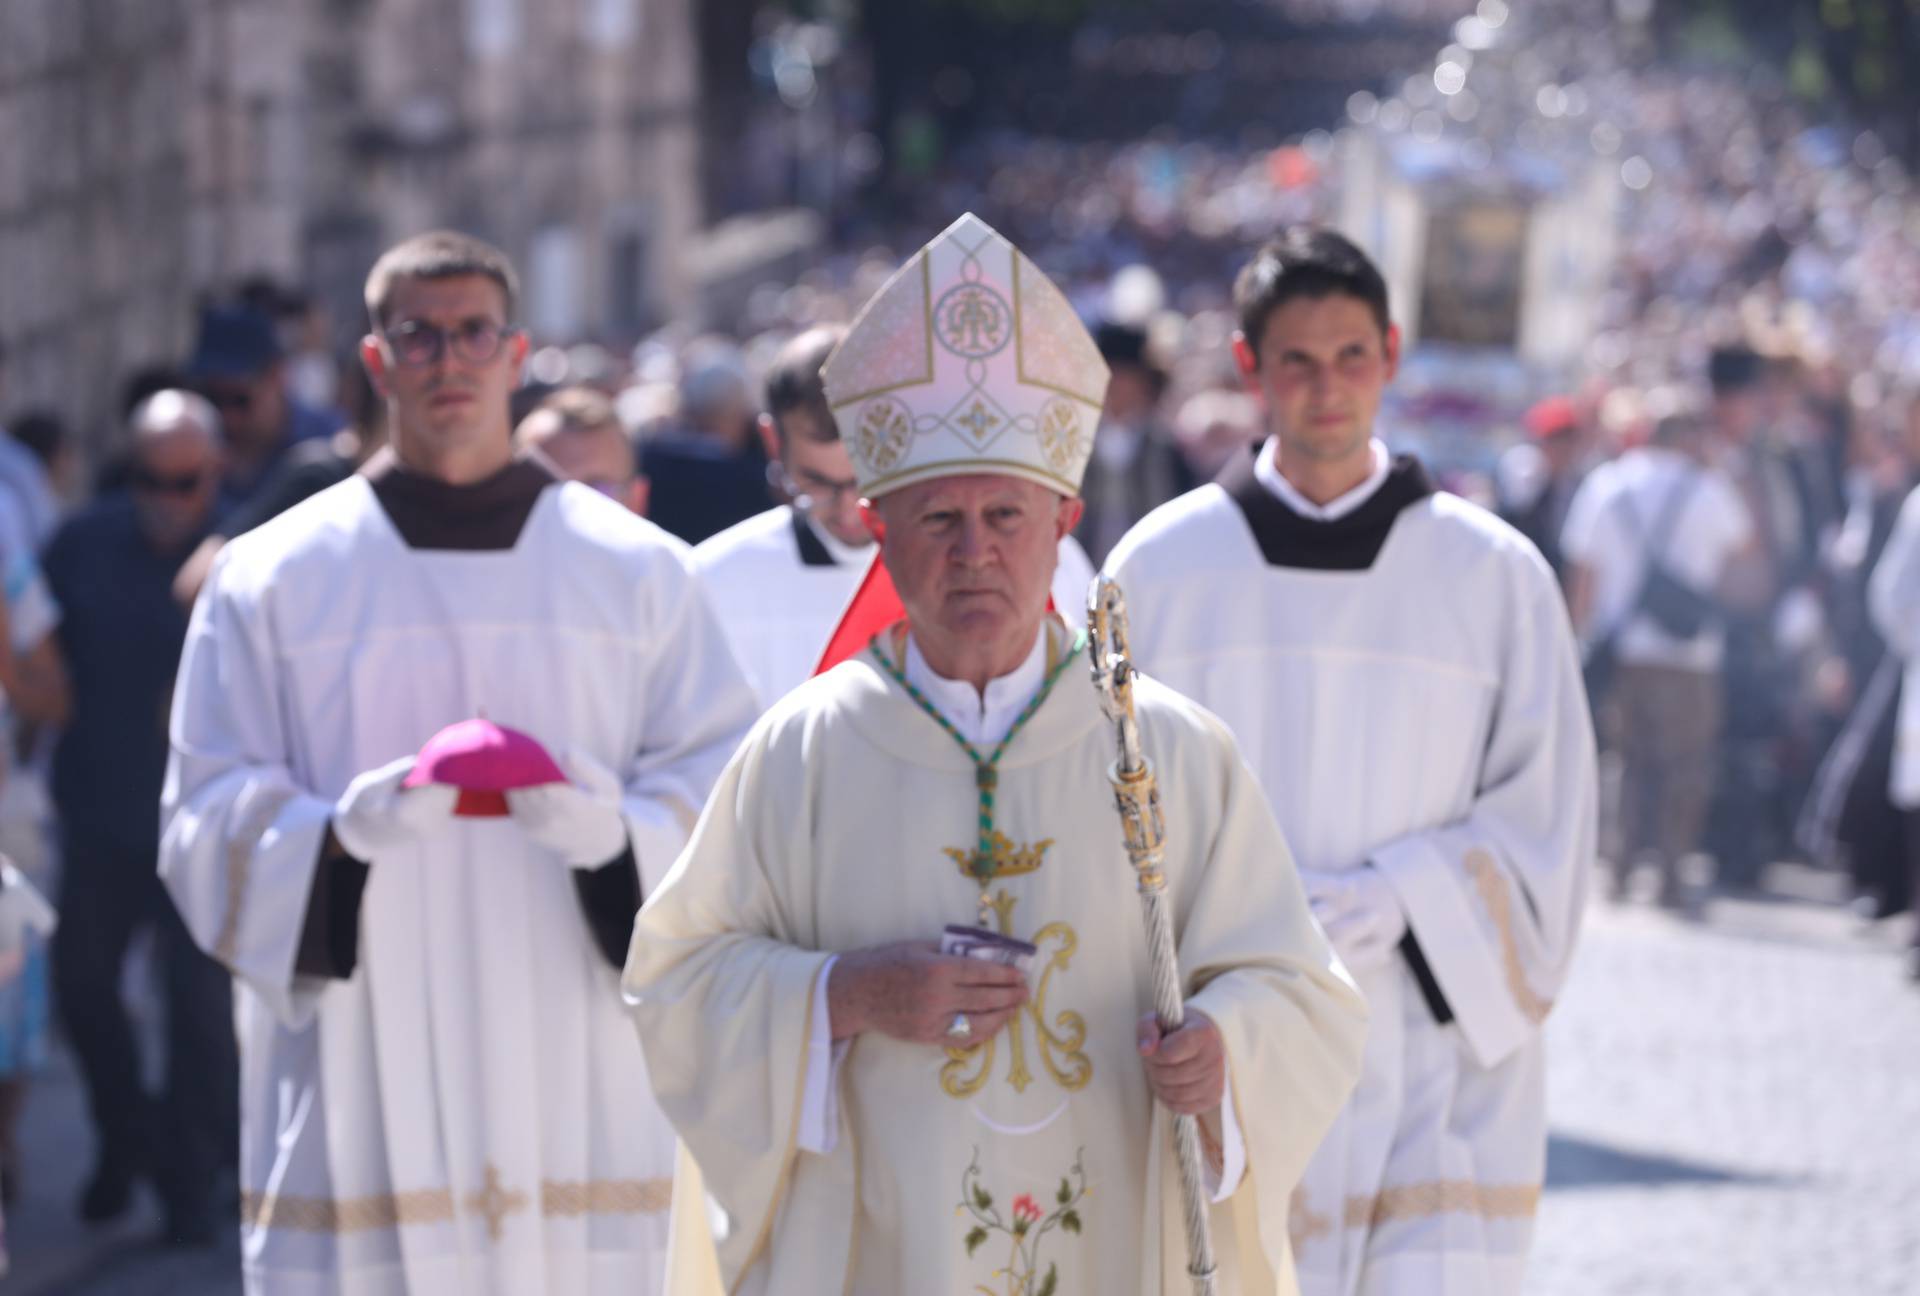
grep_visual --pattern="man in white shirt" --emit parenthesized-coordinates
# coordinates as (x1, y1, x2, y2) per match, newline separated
(1107, 227, 1596, 1296)
(1562, 396, 1757, 903)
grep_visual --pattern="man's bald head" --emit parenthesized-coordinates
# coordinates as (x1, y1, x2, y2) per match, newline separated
(126, 389, 226, 551)
(130, 389, 224, 452)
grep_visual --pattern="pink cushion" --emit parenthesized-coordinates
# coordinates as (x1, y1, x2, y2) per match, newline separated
(401, 719, 567, 818)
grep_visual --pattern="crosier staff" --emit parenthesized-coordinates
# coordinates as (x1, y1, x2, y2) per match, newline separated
(1088, 573, 1218, 1296)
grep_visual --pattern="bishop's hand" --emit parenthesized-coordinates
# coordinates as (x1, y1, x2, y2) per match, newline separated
(826, 940, 1030, 1045)
(505, 749, 630, 869)
(1136, 1009, 1225, 1116)
(331, 756, 459, 862)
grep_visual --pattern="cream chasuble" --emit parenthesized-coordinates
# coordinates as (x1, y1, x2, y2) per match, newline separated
(623, 617, 1367, 1295)
(1105, 452, 1596, 1296)
(160, 475, 759, 1296)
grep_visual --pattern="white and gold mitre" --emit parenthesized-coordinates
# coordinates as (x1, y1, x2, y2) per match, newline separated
(822, 213, 1110, 498)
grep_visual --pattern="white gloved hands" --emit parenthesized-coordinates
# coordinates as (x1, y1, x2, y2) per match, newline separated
(1299, 863, 1407, 974)
(505, 749, 630, 870)
(331, 755, 459, 862)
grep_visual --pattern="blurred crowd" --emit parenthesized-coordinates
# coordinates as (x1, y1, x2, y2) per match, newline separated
(6, 0, 1920, 1271)
(1374, 0, 1920, 937)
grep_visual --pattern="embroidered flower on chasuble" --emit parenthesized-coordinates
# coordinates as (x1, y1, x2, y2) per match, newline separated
(958, 1148, 1087, 1296)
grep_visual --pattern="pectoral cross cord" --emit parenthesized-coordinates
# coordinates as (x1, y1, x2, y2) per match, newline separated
(868, 630, 1085, 922)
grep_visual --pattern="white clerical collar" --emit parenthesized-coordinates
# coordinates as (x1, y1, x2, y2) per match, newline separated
(800, 510, 873, 567)
(1255, 437, 1392, 522)
(903, 623, 1049, 749)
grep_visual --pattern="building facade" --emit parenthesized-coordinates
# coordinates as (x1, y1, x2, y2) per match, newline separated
(0, 0, 700, 458)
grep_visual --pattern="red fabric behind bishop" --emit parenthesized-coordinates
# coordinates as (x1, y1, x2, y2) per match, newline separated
(813, 552, 903, 676)
(810, 550, 1060, 677)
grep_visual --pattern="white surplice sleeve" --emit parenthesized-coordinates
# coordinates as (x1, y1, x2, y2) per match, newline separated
(796, 957, 852, 1154)
(618, 558, 761, 892)
(159, 548, 335, 1028)
(1869, 485, 1920, 661)
(1209, 1077, 1247, 1201)
(1369, 557, 1597, 1069)
(1868, 485, 1920, 807)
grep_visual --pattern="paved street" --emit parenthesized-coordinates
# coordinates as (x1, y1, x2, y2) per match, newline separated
(7, 868, 1918, 1294)
(6, 1030, 242, 1295)
(1533, 869, 1920, 1295)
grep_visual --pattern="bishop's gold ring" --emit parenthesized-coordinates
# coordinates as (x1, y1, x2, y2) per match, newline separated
(946, 1012, 972, 1039)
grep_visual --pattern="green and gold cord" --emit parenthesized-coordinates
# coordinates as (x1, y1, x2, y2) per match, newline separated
(869, 628, 1085, 893)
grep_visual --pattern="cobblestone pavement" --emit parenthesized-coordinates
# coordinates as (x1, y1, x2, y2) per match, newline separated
(9, 869, 1918, 1294)
(6, 1038, 242, 1295)
(1531, 869, 1920, 1296)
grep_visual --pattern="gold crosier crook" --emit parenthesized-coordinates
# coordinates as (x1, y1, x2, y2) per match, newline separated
(1087, 574, 1219, 1295)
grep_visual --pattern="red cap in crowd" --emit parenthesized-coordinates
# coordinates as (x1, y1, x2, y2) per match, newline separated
(1524, 396, 1580, 441)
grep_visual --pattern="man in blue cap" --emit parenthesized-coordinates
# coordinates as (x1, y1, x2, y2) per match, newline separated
(186, 302, 345, 507)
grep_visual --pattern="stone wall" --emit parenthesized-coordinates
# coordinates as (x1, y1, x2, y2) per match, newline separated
(341, 0, 702, 343)
(0, 0, 700, 461)
(0, 0, 196, 446)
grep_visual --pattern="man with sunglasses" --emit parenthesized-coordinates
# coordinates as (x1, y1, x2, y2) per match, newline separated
(43, 390, 233, 1243)
(160, 230, 756, 1295)
(693, 325, 1098, 710)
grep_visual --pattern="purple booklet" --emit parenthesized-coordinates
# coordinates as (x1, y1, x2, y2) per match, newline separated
(941, 924, 1039, 975)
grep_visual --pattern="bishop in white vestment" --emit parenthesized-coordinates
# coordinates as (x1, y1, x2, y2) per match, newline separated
(160, 233, 759, 1296)
(1106, 229, 1595, 1296)
(625, 215, 1367, 1295)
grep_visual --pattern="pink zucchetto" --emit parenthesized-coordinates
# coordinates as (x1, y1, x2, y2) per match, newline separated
(402, 718, 568, 817)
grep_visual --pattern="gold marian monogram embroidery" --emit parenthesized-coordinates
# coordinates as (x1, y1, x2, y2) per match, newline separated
(939, 867, 1091, 1099)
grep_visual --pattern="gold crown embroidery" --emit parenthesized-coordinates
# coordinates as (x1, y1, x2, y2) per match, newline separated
(944, 831, 1053, 883)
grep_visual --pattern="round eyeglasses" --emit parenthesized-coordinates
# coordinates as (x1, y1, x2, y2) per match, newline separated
(383, 318, 520, 368)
